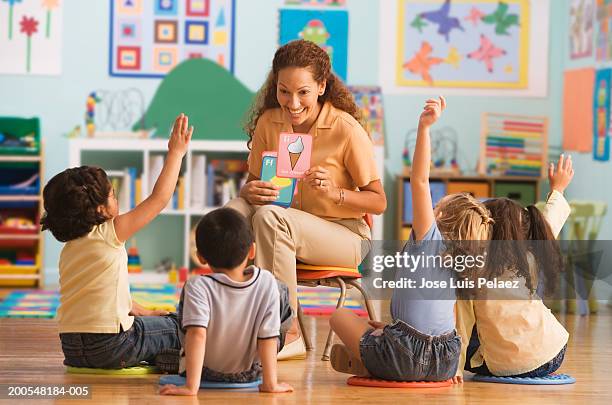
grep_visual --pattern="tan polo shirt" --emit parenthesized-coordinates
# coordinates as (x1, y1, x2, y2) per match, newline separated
(247, 101, 379, 221)
(57, 219, 134, 334)
(455, 191, 571, 376)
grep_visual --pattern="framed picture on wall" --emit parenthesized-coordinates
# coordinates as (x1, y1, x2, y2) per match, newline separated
(379, 0, 550, 96)
(109, 0, 235, 78)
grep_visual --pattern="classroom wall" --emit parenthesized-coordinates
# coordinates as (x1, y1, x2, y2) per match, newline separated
(0, 0, 581, 285)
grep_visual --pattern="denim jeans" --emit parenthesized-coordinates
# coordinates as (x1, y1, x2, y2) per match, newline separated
(465, 326, 567, 377)
(60, 314, 181, 369)
(359, 319, 461, 382)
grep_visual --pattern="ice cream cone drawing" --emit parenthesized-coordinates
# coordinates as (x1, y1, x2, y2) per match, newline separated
(278, 133, 312, 178)
(288, 136, 304, 170)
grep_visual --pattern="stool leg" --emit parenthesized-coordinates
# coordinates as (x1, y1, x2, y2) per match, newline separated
(347, 279, 377, 321)
(322, 277, 347, 361)
(297, 303, 313, 351)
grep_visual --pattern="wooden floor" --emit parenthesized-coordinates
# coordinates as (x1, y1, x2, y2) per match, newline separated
(0, 301, 611, 404)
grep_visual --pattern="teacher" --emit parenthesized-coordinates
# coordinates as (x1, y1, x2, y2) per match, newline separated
(227, 39, 386, 359)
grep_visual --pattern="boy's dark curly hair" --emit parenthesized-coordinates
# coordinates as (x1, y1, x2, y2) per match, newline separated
(41, 166, 111, 242)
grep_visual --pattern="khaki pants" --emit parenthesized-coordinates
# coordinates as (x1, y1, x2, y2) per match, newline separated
(225, 198, 371, 312)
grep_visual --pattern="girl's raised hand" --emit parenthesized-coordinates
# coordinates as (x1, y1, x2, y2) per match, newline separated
(419, 96, 446, 128)
(168, 113, 193, 157)
(549, 154, 574, 194)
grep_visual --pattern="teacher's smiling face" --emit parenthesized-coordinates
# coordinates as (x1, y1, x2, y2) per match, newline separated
(276, 66, 326, 133)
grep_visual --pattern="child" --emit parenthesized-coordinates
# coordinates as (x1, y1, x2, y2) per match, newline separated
(159, 208, 293, 396)
(41, 114, 192, 369)
(455, 155, 574, 379)
(329, 97, 491, 383)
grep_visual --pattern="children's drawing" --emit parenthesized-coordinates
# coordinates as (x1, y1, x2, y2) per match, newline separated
(0, 0, 62, 75)
(109, 0, 235, 78)
(279, 8, 348, 81)
(570, 0, 594, 59)
(395, 0, 530, 89)
(419, 0, 464, 42)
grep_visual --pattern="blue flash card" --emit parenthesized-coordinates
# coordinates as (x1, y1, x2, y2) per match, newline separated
(260, 154, 296, 208)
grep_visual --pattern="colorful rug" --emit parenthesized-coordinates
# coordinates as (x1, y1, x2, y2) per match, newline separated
(298, 287, 367, 317)
(0, 290, 60, 318)
(130, 283, 180, 312)
(0, 285, 367, 318)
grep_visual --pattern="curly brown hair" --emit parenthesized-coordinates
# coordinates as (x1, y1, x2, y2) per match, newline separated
(41, 166, 111, 242)
(244, 39, 364, 148)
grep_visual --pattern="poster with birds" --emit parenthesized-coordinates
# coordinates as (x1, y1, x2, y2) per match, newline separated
(0, 0, 62, 75)
(396, 0, 529, 89)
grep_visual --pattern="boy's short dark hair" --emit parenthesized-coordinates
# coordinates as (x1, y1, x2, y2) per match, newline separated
(195, 208, 254, 269)
(41, 166, 110, 242)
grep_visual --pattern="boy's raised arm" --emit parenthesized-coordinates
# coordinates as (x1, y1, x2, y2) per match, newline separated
(411, 96, 446, 241)
(114, 113, 193, 242)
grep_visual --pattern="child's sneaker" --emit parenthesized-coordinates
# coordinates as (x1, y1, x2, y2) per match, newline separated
(277, 336, 307, 360)
(330, 344, 369, 376)
(155, 348, 180, 374)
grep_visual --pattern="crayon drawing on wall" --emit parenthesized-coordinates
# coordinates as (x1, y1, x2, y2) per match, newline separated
(109, 0, 235, 78)
(570, 0, 594, 60)
(0, 0, 63, 75)
(380, 0, 549, 96)
(279, 8, 348, 81)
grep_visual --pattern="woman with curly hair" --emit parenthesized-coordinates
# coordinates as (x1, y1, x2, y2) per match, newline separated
(41, 114, 192, 370)
(226, 40, 387, 359)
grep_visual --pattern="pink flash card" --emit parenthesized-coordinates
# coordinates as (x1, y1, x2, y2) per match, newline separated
(277, 133, 312, 178)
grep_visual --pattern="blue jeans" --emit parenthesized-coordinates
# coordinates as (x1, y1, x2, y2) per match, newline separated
(359, 319, 461, 382)
(465, 326, 567, 377)
(60, 314, 181, 369)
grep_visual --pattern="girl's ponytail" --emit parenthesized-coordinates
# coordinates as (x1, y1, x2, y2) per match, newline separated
(525, 205, 563, 297)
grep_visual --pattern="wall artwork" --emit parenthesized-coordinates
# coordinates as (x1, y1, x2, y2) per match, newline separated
(570, 0, 594, 60)
(563, 68, 594, 153)
(0, 0, 62, 75)
(348, 86, 385, 146)
(380, 0, 550, 96)
(109, 0, 235, 78)
(279, 8, 348, 81)
(593, 68, 611, 161)
(596, 0, 612, 61)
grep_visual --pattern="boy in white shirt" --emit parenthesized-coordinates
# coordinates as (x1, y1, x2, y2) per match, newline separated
(159, 208, 293, 396)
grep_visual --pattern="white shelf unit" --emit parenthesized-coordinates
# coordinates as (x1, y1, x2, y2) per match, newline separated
(69, 138, 385, 268)
(69, 138, 249, 269)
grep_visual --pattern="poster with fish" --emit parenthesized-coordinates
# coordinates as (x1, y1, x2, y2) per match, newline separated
(593, 68, 611, 162)
(380, 0, 549, 95)
(277, 133, 312, 178)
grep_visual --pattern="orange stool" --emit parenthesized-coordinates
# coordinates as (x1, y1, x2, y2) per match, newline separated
(296, 263, 376, 361)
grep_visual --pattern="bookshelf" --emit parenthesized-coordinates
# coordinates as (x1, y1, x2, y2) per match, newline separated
(0, 117, 44, 287)
(69, 138, 249, 270)
(397, 174, 541, 240)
